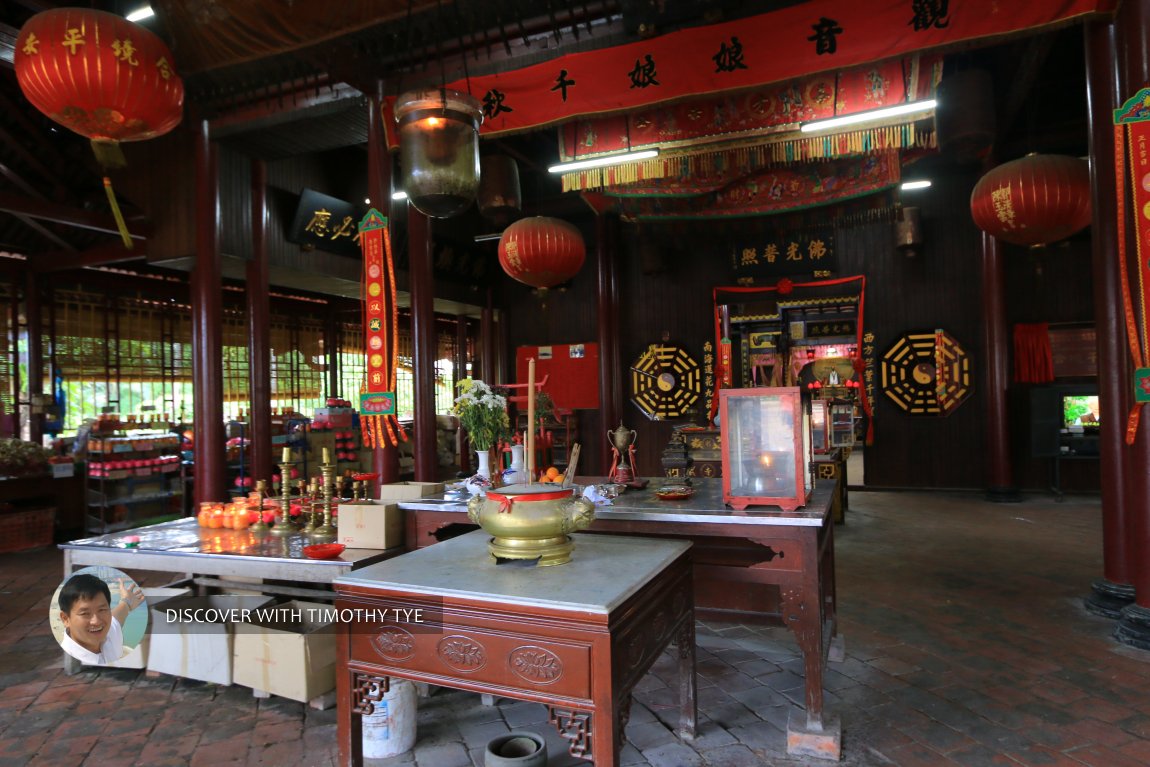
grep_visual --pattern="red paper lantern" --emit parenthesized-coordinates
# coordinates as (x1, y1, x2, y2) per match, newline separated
(14, 8, 184, 144)
(970, 154, 1091, 247)
(498, 217, 586, 289)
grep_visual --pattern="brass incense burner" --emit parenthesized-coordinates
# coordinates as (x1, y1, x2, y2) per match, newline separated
(467, 482, 594, 566)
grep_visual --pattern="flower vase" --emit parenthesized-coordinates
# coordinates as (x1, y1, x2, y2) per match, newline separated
(467, 448, 494, 495)
(504, 444, 525, 485)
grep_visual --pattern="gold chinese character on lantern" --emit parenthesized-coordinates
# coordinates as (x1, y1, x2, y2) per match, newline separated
(112, 38, 139, 66)
(22, 33, 39, 55)
(991, 186, 1015, 227)
(156, 56, 173, 80)
(61, 27, 85, 55)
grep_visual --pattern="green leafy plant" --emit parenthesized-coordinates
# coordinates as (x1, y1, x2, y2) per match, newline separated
(452, 379, 510, 451)
(0, 438, 52, 477)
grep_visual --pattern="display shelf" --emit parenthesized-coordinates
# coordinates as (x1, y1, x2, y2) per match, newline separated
(86, 429, 185, 534)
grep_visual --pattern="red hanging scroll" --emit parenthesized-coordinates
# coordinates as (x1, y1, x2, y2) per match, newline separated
(1113, 89, 1150, 443)
(359, 209, 402, 448)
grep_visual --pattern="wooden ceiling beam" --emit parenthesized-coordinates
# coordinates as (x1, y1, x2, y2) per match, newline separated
(0, 191, 150, 240)
(998, 35, 1057, 144)
(28, 241, 144, 273)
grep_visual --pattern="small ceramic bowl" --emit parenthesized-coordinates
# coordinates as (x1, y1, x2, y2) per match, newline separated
(302, 543, 346, 560)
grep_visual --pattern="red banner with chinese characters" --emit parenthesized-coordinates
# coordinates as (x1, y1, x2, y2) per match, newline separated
(383, 1, 1113, 146)
(559, 54, 941, 161)
(359, 209, 404, 448)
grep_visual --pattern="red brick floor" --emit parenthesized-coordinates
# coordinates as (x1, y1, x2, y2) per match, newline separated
(1, 490, 1146, 766)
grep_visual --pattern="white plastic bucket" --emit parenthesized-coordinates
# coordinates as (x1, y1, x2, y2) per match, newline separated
(362, 677, 418, 758)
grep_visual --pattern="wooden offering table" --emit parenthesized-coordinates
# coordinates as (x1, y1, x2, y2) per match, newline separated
(334, 531, 696, 767)
(397, 479, 840, 760)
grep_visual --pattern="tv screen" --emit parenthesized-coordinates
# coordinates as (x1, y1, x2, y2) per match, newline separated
(1063, 394, 1100, 428)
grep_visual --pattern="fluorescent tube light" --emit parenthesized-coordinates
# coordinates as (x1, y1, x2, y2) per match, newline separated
(126, 6, 154, 22)
(391, 190, 408, 201)
(800, 100, 937, 134)
(473, 233, 504, 243)
(548, 148, 660, 174)
(900, 180, 932, 191)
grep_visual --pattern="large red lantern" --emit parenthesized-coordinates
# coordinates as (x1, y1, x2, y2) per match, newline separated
(970, 154, 1091, 247)
(15, 8, 184, 245)
(498, 217, 586, 289)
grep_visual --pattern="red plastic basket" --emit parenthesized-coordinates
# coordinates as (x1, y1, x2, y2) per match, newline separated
(0, 507, 55, 553)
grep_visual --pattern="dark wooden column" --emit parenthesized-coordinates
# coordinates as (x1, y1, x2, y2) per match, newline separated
(409, 205, 437, 481)
(24, 270, 43, 445)
(192, 121, 225, 505)
(1114, 0, 1150, 648)
(455, 315, 471, 474)
(1084, 19, 1136, 618)
(480, 288, 495, 382)
(246, 159, 273, 483)
(367, 80, 399, 486)
(979, 229, 1018, 502)
(596, 213, 622, 472)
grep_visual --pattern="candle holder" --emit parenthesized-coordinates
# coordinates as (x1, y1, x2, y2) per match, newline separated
(297, 479, 316, 535)
(309, 460, 337, 542)
(250, 479, 271, 534)
(271, 460, 297, 537)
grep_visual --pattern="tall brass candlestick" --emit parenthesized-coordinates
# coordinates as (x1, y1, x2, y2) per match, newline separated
(309, 460, 337, 542)
(250, 478, 270, 534)
(271, 460, 296, 536)
(298, 478, 317, 535)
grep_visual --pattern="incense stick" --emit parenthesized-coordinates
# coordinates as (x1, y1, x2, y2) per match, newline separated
(563, 443, 581, 488)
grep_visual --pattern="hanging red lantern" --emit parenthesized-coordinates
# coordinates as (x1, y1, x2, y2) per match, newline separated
(498, 217, 586, 289)
(970, 154, 1091, 247)
(14, 8, 184, 246)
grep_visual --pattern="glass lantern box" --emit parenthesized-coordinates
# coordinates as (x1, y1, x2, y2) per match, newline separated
(810, 399, 831, 455)
(719, 386, 812, 511)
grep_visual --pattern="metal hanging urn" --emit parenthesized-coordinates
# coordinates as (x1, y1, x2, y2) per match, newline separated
(395, 89, 483, 218)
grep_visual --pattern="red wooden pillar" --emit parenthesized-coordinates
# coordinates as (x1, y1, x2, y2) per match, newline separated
(246, 159, 273, 483)
(979, 229, 1018, 502)
(455, 315, 471, 474)
(480, 289, 495, 382)
(1084, 19, 1135, 617)
(192, 121, 225, 505)
(596, 213, 622, 473)
(367, 80, 399, 487)
(409, 205, 437, 481)
(24, 270, 43, 445)
(1113, 0, 1150, 647)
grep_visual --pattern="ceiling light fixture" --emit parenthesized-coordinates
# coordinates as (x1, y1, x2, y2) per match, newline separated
(548, 148, 660, 174)
(473, 233, 504, 243)
(126, 6, 154, 22)
(800, 99, 937, 134)
(900, 180, 932, 191)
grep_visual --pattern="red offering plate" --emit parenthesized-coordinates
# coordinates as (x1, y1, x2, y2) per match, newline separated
(654, 487, 694, 501)
(303, 543, 346, 559)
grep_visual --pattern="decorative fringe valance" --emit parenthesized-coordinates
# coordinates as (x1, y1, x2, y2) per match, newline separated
(561, 125, 935, 193)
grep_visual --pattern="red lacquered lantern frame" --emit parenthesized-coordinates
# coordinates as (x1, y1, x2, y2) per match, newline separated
(498, 216, 587, 289)
(970, 154, 1091, 247)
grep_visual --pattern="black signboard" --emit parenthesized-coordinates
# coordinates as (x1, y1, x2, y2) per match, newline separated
(730, 229, 836, 279)
(287, 189, 364, 257)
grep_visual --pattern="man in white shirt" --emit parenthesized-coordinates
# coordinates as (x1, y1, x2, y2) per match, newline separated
(58, 573, 144, 665)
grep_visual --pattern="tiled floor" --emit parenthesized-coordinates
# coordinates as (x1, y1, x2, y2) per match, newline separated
(2, 489, 1147, 767)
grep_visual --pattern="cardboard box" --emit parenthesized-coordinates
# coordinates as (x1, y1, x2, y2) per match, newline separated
(147, 594, 274, 685)
(233, 600, 336, 702)
(376, 481, 445, 500)
(337, 501, 402, 549)
(108, 587, 191, 670)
